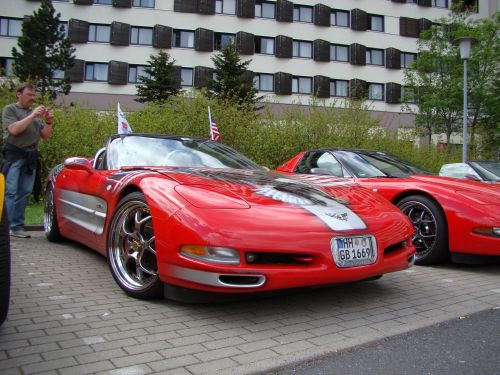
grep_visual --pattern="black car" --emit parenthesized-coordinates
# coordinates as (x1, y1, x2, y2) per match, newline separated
(0, 174, 10, 326)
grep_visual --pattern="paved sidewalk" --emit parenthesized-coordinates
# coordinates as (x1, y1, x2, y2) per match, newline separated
(1, 231, 499, 375)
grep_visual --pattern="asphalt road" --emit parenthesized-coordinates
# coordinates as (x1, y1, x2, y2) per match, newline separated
(269, 307, 500, 375)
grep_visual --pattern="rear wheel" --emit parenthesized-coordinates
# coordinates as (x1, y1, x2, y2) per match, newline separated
(44, 184, 63, 242)
(397, 195, 448, 265)
(107, 192, 163, 299)
(0, 203, 11, 325)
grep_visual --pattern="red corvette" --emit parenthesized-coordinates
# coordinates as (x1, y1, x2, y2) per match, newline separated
(277, 148, 500, 265)
(44, 135, 415, 301)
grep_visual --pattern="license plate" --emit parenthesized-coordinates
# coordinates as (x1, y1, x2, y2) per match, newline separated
(331, 235, 377, 268)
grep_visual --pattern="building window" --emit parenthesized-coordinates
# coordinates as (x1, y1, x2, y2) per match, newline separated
(293, 5, 313, 23)
(433, 0, 448, 8)
(255, 1, 275, 18)
(330, 44, 349, 62)
(293, 40, 312, 58)
(52, 69, 64, 80)
(130, 27, 153, 45)
(253, 73, 274, 91)
(95, 0, 112, 4)
(89, 24, 111, 43)
(401, 52, 417, 68)
(330, 80, 349, 97)
(129, 65, 150, 83)
(0, 18, 22, 37)
(330, 9, 349, 27)
(0, 58, 14, 76)
(366, 49, 384, 66)
(401, 86, 416, 103)
(172, 30, 194, 48)
(368, 83, 384, 100)
(181, 68, 193, 86)
(406, 0, 417, 3)
(255, 37, 274, 54)
(292, 76, 312, 94)
(216, 0, 236, 14)
(133, 0, 155, 7)
(214, 33, 235, 50)
(85, 62, 108, 81)
(368, 15, 384, 32)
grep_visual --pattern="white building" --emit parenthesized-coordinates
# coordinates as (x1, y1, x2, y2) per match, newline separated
(0, 0, 496, 128)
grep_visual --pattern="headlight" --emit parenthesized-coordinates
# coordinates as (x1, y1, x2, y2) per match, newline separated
(180, 245, 240, 265)
(472, 227, 500, 237)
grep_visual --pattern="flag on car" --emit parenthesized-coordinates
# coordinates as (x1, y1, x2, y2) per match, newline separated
(117, 103, 133, 134)
(208, 106, 220, 142)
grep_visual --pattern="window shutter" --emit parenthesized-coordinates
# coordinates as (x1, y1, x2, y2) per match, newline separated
(68, 19, 89, 44)
(350, 43, 366, 65)
(417, 0, 431, 6)
(110, 22, 130, 46)
(237, 0, 255, 18)
(242, 70, 254, 85)
(350, 79, 368, 99)
(419, 18, 433, 36)
(174, 0, 197, 12)
(351, 9, 367, 31)
(385, 82, 402, 104)
(65, 59, 85, 83)
(194, 66, 215, 88)
(108, 60, 128, 85)
(313, 75, 330, 98)
(313, 39, 330, 62)
(236, 31, 254, 55)
(276, 0, 293, 22)
(314, 4, 331, 27)
(195, 28, 214, 52)
(391, 0, 406, 3)
(198, 0, 216, 14)
(400, 17, 419, 37)
(385, 48, 401, 69)
(112, 0, 132, 8)
(275, 35, 292, 58)
(153, 25, 172, 49)
(274, 72, 292, 95)
(170, 65, 182, 88)
(73, 0, 93, 5)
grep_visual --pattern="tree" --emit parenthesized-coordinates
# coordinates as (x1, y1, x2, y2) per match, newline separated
(404, 8, 499, 157)
(135, 50, 181, 103)
(12, 0, 75, 98)
(206, 43, 259, 109)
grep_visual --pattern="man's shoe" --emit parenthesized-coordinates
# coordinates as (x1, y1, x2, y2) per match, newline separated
(10, 229, 31, 238)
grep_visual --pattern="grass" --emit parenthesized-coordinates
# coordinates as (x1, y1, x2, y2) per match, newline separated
(26, 200, 44, 226)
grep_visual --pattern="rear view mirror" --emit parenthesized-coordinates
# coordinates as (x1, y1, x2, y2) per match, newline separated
(64, 157, 93, 172)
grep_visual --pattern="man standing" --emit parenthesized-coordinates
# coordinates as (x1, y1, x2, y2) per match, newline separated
(2, 83, 53, 238)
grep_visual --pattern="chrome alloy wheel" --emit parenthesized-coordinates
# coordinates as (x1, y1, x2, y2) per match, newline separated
(399, 200, 437, 260)
(108, 199, 158, 292)
(44, 186, 55, 234)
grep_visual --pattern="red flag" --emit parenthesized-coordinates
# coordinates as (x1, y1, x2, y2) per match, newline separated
(208, 106, 220, 141)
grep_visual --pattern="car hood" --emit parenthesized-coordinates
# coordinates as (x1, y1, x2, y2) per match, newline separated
(154, 167, 405, 232)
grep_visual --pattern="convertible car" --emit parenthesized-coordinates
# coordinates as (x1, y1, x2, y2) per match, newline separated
(277, 148, 500, 265)
(44, 134, 415, 301)
(439, 161, 500, 183)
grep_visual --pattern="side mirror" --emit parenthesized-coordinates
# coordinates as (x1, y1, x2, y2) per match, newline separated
(64, 157, 93, 172)
(464, 174, 480, 181)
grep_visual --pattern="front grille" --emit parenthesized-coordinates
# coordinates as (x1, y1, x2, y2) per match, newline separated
(245, 252, 314, 265)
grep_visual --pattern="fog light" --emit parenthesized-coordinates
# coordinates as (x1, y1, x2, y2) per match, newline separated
(472, 227, 500, 237)
(180, 245, 240, 265)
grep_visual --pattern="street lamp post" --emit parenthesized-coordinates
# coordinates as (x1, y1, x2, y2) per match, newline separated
(453, 37, 476, 163)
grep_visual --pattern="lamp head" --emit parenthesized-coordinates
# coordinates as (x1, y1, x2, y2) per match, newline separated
(453, 36, 477, 59)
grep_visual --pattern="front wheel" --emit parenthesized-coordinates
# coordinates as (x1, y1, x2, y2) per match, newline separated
(397, 195, 448, 265)
(106, 192, 163, 299)
(44, 184, 63, 242)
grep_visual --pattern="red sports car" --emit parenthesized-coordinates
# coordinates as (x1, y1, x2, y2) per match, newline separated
(44, 135, 415, 301)
(277, 148, 500, 265)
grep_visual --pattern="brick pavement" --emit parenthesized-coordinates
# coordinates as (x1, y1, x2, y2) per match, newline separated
(1, 231, 499, 375)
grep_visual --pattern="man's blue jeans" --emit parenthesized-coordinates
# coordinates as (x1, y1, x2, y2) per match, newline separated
(5, 158, 36, 231)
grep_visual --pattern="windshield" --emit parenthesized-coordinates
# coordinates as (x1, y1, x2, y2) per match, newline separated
(335, 150, 432, 178)
(471, 161, 500, 181)
(106, 135, 261, 170)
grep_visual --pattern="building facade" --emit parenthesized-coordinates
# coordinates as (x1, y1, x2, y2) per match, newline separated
(0, 0, 496, 128)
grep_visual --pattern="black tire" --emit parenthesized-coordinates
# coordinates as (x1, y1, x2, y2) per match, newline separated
(44, 184, 63, 242)
(0, 203, 11, 326)
(106, 192, 163, 299)
(397, 195, 449, 265)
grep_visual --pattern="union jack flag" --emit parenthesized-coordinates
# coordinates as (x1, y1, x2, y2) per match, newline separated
(208, 106, 220, 141)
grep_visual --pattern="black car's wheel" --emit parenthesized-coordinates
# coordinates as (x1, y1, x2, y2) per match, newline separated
(44, 184, 63, 242)
(397, 195, 449, 265)
(0, 203, 11, 326)
(107, 192, 163, 299)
